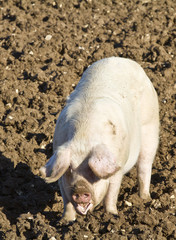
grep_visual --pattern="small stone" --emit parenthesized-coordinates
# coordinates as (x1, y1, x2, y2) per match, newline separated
(6, 103, 12, 108)
(125, 200, 132, 207)
(45, 35, 52, 41)
(162, 99, 167, 104)
(78, 46, 85, 50)
(107, 223, 112, 231)
(152, 199, 161, 209)
(41, 144, 46, 149)
(49, 237, 56, 240)
(83, 24, 88, 28)
(121, 229, 126, 235)
(29, 51, 34, 55)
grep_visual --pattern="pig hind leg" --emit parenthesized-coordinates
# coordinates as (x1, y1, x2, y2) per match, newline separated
(137, 123, 159, 199)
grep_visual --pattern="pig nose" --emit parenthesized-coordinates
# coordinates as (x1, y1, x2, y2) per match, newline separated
(72, 193, 91, 203)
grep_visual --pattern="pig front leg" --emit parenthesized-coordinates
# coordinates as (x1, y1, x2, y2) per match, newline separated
(63, 201, 76, 222)
(137, 123, 159, 199)
(59, 180, 77, 221)
(104, 170, 123, 214)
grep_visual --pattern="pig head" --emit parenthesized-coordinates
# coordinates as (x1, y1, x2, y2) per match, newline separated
(40, 143, 121, 221)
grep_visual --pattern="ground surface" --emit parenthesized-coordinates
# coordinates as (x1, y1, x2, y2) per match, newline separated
(0, 0, 176, 239)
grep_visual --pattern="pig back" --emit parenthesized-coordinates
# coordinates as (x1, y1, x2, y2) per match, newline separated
(53, 57, 158, 169)
(67, 57, 157, 127)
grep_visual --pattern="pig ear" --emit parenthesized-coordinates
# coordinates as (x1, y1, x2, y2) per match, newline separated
(88, 144, 120, 179)
(39, 146, 70, 183)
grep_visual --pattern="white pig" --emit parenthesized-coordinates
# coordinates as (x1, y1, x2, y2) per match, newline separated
(40, 57, 159, 221)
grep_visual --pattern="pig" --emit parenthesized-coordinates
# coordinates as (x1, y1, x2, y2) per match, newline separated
(40, 57, 159, 221)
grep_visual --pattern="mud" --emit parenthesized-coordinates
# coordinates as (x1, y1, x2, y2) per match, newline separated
(0, 0, 176, 239)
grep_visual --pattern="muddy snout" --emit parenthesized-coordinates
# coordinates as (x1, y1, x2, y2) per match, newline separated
(72, 192, 91, 204)
(71, 181, 94, 215)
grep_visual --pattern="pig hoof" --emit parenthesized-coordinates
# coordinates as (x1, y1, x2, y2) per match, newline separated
(63, 216, 76, 222)
(105, 206, 118, 215)
(140, 192, 151, 200)
(63, 212, 76, 222)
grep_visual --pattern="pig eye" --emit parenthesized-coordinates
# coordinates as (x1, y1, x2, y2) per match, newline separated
(84, 193, 89, 197)
(69, 165, 73, 173)
(65, 166, 72, 176)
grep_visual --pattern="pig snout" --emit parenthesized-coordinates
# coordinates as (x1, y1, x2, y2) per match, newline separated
(71, 183, 94, 215)
(72, 192, 91, 204)
(72, 191, 93, 215)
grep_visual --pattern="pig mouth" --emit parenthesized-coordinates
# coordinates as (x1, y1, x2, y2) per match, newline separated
(75, 202, 93, 215)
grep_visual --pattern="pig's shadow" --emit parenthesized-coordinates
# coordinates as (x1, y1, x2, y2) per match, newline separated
(0, 151, 58, 226)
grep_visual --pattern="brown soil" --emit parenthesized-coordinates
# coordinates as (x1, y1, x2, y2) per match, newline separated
(0, 0, 176, 239)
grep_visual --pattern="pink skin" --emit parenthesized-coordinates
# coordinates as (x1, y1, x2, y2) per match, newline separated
(72, 192, 93, 215)
(72, 192, 91, 204)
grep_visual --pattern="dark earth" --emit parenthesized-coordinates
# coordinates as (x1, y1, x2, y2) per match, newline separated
(0, 0, 176, 239)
